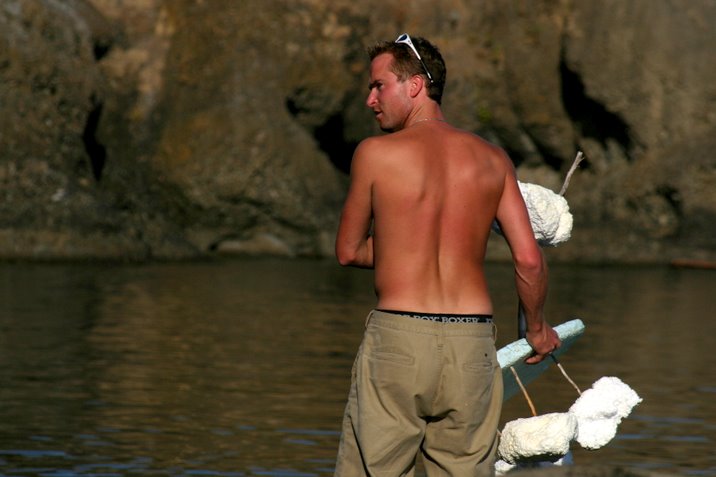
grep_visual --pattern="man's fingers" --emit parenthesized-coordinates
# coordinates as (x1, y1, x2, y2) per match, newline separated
(524, 352, 547, 364)
(524, 355, 542, 364)
(525, 325, 560, 364)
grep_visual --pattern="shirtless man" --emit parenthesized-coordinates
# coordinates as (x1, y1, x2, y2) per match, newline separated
(334, 34, 561, 476)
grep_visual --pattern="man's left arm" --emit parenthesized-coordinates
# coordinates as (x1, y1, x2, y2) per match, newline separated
(335, 141, 375, 269)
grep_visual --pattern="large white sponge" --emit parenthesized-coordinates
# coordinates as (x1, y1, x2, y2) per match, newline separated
(518, 182, 573, 246)
(569, 376, 642, 450)
(497, 412, 577, 464)
(492, 182, 573, 246)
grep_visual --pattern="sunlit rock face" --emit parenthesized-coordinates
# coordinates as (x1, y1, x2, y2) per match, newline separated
(1, 0, 715, 261)
(0, 0, 120, 258)
(0, 0, 197, 259)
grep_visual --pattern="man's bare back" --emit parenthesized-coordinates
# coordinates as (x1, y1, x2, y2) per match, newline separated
(358, 121, 509, 314)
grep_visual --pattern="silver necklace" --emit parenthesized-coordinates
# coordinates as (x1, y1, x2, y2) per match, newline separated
(411, 117, 446, 125)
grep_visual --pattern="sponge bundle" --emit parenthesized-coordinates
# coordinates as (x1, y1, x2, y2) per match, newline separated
(492, 182, 573, 247)
(496, 376, 641, 469)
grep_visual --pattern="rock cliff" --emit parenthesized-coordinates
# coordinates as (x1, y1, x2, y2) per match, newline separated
(1, 0, 714, 262)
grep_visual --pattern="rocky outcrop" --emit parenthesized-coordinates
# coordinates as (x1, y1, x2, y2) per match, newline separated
(474, 0, 716, 262)
(0, 0, 198, 259)
(1, 0, 714, 262)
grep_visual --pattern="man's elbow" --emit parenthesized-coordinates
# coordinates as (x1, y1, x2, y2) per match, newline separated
(336, 252, 354, 267)
(514, 249, 545, 276)
(335, 244, 357, 267)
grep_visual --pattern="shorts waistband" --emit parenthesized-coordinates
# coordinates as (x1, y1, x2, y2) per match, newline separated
(376, 309, 493, 324)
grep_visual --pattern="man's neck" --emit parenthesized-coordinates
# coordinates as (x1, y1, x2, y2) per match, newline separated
(402, 104, 445, 130)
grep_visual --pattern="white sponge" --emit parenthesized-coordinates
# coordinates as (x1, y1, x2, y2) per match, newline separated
(569, 376, 642, 450)
(497, 412, 577, 464)
(492, 182, 573, 246)
(518, 182, 573, 246)
(495, 376, 642, 469)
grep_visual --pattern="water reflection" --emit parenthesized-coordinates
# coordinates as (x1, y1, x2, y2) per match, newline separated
(0, 259, 714, 475)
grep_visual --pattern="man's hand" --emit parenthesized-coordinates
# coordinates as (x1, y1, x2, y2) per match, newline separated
(525, 323, 561, 364)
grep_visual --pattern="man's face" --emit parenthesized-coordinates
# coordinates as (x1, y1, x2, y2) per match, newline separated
(366, 53, 412, 132)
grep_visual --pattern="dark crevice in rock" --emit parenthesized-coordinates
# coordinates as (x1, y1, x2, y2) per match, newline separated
(560, 56, 633, 159)
(503, 145, 527, 168)
(285, 90, 306, 117)
(82, 95, 107, 181)
(312, 112, 357, 174)
(93, 39, 112, 60)
(285, 91, 357, 174)
(657, 184, 683, 216)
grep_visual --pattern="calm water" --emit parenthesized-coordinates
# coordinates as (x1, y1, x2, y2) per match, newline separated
(0, 258, 714, 476)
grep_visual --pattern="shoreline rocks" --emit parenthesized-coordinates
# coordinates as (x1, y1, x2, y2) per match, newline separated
(1, 0, 714, 263)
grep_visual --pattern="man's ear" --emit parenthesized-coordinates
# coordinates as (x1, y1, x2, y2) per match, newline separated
(408, 75, 425, 98)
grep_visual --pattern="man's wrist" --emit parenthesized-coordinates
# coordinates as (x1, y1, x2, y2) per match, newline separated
(526, 321, 545, 333)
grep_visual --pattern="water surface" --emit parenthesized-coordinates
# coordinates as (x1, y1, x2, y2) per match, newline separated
(0, 258, 714, 476)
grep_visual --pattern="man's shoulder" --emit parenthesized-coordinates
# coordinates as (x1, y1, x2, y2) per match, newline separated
(358, 130, 408, 147)
(353, 136, 384, 164)
(350, 136, 394, 178)
(354, 133, 406, 163)
(447, 128, 511, 165)
(454, 127, 502, 151)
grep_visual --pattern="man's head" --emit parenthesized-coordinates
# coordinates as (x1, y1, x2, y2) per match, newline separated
(368, 34, 446, 105)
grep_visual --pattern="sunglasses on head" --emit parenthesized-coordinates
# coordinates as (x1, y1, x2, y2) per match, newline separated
(395, 33, 434, 84)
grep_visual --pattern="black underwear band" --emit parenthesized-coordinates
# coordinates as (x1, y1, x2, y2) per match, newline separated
(378, 309, 493, 324)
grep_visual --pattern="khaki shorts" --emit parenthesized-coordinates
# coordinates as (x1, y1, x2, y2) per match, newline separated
(335, 310, 503, 477)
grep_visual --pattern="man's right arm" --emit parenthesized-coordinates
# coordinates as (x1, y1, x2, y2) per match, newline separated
(335, 140, 376, 269)
(494, 150, 560, 363)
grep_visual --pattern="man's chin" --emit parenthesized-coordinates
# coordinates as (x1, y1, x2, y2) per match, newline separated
(377, 121, 396, 133)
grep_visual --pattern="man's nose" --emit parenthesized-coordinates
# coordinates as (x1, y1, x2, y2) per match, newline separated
(366, 90, 377, 108)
